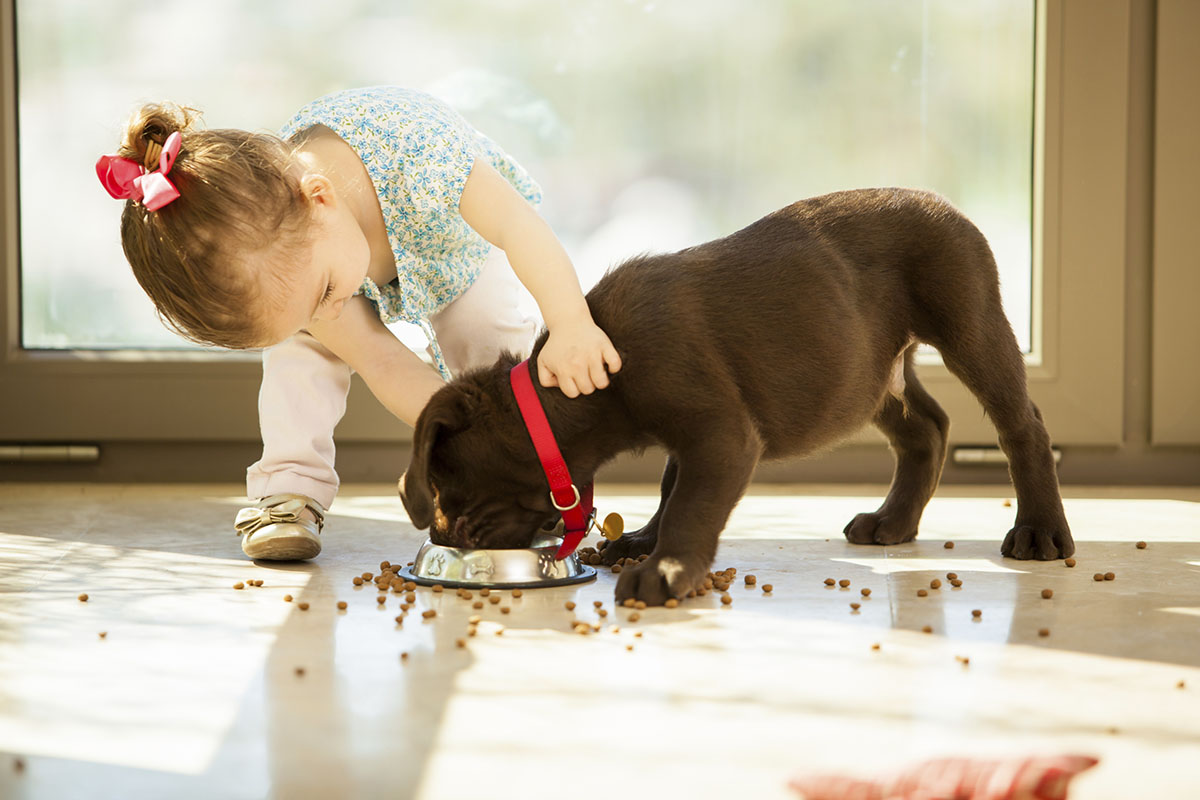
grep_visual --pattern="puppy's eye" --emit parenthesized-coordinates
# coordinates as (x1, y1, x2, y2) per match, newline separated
(318, 283, 335, 305)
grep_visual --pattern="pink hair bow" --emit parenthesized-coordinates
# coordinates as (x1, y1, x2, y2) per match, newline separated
(95, 131, 182, 211)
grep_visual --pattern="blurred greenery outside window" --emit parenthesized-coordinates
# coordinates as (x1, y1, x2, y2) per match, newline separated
(19, 0, 1033, 352)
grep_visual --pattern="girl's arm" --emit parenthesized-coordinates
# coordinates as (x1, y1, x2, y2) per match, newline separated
(308, 296, 445, 427)
(458, 158, 621, 397)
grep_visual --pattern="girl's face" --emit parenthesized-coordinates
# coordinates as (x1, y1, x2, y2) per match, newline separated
(260, 175, 371, 346)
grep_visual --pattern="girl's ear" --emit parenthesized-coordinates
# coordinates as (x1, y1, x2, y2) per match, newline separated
(298, 173, 336, 209)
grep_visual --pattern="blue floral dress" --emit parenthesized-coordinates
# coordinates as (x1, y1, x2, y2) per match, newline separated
(279, 86, 542, 377)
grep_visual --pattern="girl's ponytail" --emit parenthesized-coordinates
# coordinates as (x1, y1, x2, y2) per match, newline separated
(120, 103, 198, 171)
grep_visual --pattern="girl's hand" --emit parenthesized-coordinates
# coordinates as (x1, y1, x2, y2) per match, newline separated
(537, 319, 622, 397)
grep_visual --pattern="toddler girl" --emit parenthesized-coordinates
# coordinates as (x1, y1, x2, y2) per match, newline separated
(97, 86, 620, 561)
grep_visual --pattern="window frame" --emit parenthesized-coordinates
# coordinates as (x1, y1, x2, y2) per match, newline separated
(0, 1, 1147, 458)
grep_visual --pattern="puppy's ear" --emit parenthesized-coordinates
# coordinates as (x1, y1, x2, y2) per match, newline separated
(400, 389, 466, 530)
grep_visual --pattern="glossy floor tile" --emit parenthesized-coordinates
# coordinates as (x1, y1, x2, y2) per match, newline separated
(1, 483, 1198, 799)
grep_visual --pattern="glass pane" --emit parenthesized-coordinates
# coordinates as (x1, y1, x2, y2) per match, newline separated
(20, 0, 1033, 351)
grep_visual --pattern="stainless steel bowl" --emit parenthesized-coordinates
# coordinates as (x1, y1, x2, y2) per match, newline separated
(397, 533, 597, 589)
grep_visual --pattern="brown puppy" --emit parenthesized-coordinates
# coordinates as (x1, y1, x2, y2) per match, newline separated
(400, 188, 1073, 605)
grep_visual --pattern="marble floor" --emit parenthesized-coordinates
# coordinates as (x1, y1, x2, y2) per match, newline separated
(1, 483, 1198, 800)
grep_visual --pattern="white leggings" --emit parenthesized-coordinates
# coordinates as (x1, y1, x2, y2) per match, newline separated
(245, 248, 540, 509)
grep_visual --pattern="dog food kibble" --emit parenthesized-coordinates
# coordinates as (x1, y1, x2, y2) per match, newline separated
(295, 667, 305, 677)
(1038, 628, 1050, 637)
(860, 588, 871, 597)
(917, 589, 928, 597)
(745, 575, 757, 585)
(1041, 589, 1054, 599)
(495, 628, 505, 636)
(400, 652, 409, 661)
(405, 592, 416, 603)
(432, 584, 444, 593)
(1136, 541, 1147, 549)
(720, 594, 732, 606)
(950, 579, 963, 587)
(362, 573, 372, 581)
(922, 625, 933, 634)
(1104, 572, 1116, 581)
(394, 615, 404, 624)
(501, 606, 512, 615)
(972, 609, 982, 618)
(455, 638, 466, 649)
(376, 596, 387, 605)
(99, 631, 107, 639)
(850, 602, 861, 610)
(871, 643, 881, 651)
(1003, 499, 1012, 507)
(404, 581, 416, 591)
(1093, 573, 1105, 582)
(1177, 680, 1186, 689)
(623, 598, 636, 608)
(232, 583, 244, 591)
(665, 598, 679, 608)
(1065, 558, 1076, 567)
(283, 594, 293, 602)
(337, 601, 347, 610)
(480, 588, 491, 597)
(762, 584, 773, 593)
(629, 612, 641, 622)
(612, 565, 622, 573)
(930, 579, 942, 589)
(488, 595, 501, 605)
(946, 573, 958, 581)
(824, 578, 836, 586)
(470, 601, 481, 609)
(838, 579, 850, 588)
(565, 601, 576, 611)
(635, 601, 648, 610)
(422, 610, 437, 619)
(298, 602, 309, 610)
(633, 631, 643, 638)
(252, 580, 264, 587)
(944, 541, 954, 549)
(593, 600, 603, 608)
(512, 589, 523, 598)
(78, 593, 89, 602)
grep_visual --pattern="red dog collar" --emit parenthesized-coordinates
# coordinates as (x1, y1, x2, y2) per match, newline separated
(509, 359, 593, 560)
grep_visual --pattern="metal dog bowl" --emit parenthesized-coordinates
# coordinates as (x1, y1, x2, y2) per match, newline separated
(397, 532, 597, 589)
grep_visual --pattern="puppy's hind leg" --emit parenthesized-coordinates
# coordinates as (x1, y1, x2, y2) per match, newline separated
(935, 316, 1072, 559)
(845, 348, 950, 546)
(599, 456, 676, 565)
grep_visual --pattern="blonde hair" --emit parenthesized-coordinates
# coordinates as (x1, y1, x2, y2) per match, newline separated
(115, 102, 309, 348)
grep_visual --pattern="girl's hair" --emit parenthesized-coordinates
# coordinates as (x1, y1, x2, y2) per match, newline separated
(115, 102, 309, 349)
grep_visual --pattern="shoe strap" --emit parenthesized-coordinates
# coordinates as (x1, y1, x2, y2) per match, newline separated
(235, 494, 326, 537)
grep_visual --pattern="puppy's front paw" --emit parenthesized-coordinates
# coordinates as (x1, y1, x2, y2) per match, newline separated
(1002, 521, 1074, 560)
(599, 528, 657, 566)
(614, 555, 705, 606)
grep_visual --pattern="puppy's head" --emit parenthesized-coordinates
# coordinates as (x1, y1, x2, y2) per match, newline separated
(399, 355, 560, 550)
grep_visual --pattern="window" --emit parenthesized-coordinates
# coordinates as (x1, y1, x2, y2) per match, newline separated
(20, 0, 1032, 351)
(2, 0, 1142, 473)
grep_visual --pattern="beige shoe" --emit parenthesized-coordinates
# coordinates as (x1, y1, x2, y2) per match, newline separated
(234, 494, 325, 561)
